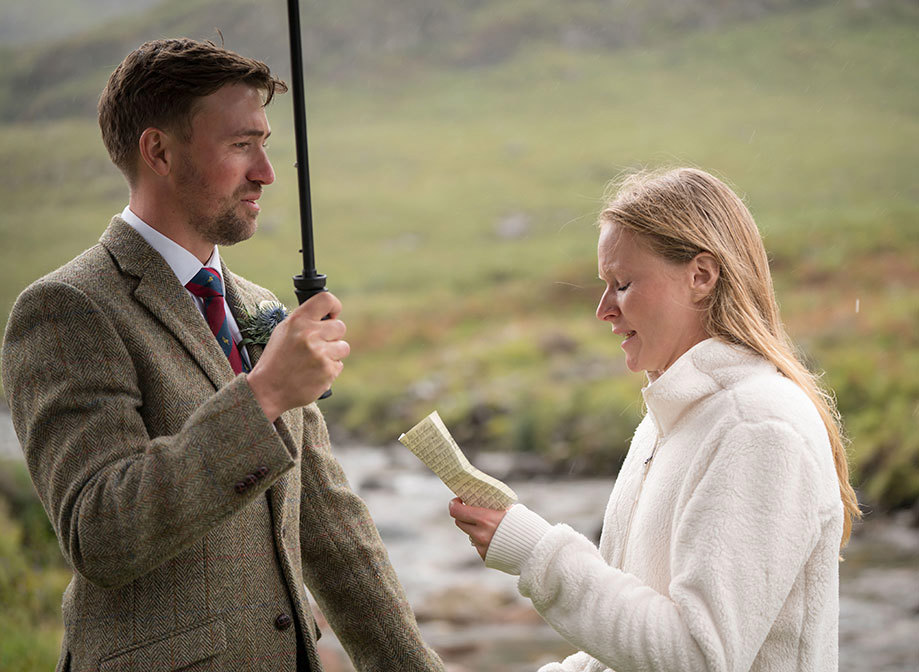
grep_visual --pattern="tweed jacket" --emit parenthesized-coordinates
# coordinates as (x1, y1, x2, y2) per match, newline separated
(1, 217, 444, 672)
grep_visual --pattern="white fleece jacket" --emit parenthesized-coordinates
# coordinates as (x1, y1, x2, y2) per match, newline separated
(485, 338, 843, 672)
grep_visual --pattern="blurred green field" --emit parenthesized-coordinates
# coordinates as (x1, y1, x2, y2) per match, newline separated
(2, 1, 917, 494)
(0, 3, 917, 665)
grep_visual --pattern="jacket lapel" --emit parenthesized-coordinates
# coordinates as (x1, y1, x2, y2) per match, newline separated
(221, 266, 263, 370)
(100, 217, 234, 391)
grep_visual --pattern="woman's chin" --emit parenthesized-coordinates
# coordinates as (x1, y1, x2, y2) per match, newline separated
(624, 356, 642, 373)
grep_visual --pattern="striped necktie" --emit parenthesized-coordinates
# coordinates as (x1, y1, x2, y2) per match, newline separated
(185, 267, 248, 374)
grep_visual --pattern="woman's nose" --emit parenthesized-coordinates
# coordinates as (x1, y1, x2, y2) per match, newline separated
(596, 288, 619, 322)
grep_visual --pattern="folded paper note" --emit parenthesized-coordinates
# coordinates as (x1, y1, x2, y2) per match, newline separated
(398, 410, 517, 510)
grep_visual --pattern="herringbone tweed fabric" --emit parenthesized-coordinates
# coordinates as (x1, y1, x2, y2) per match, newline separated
(2, 217, 444, 672)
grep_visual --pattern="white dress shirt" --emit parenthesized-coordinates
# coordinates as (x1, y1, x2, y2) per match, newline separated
(121, 206, 251, 369)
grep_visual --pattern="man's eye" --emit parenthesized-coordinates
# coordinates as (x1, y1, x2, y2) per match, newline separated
(617, 282, 631, 292)
(234, 142, 250, 148)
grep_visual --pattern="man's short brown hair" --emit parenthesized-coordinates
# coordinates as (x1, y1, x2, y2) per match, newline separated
(98, 39, 287, 184)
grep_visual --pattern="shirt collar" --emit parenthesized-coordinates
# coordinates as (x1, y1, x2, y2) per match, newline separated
(121, 206, 221, 286)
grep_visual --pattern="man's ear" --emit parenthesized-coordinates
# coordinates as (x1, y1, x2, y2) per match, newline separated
(138, 127, 173, 177)
(690, 252, 720, 302)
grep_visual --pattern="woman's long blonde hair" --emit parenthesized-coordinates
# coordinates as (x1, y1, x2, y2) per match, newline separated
(600, 167, 860, 547)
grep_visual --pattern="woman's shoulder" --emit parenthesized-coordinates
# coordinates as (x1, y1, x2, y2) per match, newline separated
(693, 340, 824, 442)
(730, 369, 822, 432)
(719, 368, 839, 497)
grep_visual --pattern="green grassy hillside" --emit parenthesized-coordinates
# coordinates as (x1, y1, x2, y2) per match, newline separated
(1, 1, 917, 508)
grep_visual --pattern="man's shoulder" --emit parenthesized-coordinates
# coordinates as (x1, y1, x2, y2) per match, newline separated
(7, 221, 152, 333)
(18, 216, 165, 305)
(46, 242, 117, 285)
(16, 242, 118, 306)
(3, 242, 125, 383)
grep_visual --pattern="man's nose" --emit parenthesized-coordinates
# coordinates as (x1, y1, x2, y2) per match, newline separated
(250, 148, 275, 186)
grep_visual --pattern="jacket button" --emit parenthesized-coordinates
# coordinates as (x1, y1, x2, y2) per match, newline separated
(244, 474, 258, 488)
(234, 480, 247, 494)
(275, 613, 293, 631)
(255, 466, 269, 479)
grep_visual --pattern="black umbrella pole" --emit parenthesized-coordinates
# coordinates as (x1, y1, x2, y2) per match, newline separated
(287, 0, 327, 307)
(287, 0, 331, 399)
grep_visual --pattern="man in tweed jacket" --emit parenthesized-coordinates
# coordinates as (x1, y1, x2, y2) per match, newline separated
(1, 39, 444, 672)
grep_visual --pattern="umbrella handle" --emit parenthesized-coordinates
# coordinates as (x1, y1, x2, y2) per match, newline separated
(294, 272, 332, 400)
(293, 271, 327, 305)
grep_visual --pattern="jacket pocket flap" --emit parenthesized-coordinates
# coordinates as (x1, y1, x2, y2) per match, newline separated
(99, 617, 226, 672)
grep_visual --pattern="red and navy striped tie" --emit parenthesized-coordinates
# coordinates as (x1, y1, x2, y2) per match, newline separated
(185, 267, 248, 374)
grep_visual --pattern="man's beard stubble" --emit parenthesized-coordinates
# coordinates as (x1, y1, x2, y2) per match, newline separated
(192, 201, 257, 247)
(178, 155, 258, 248)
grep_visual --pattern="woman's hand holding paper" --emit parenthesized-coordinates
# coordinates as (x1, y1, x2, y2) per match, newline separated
(448, 497, 508, 560)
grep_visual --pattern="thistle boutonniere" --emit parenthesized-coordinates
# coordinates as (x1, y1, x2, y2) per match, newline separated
(239, 300, 289, 346)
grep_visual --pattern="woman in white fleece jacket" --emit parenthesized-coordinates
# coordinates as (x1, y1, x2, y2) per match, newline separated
(450, 167, 861, 672)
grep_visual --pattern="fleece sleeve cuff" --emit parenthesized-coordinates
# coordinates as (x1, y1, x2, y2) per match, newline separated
(485, 503, 552, 576)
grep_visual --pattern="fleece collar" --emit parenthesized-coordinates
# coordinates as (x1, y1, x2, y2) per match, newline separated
(641, 338, 774, 435)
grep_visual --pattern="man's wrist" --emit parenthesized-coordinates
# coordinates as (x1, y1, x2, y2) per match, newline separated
(246, 369, 282, 423)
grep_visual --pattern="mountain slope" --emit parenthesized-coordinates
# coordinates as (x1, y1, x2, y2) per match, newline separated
(0, 0, 161, 46)
(0, 0, 844, 122)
